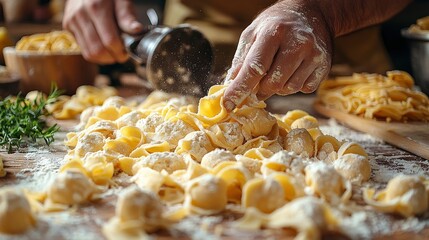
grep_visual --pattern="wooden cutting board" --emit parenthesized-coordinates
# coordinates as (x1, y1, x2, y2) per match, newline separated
(314, 102, 429, 160)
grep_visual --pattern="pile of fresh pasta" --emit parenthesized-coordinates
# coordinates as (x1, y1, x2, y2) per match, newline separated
(15, 31, 80, 53)
(1, 84, 428, 239)
(316, 71, 429, 122)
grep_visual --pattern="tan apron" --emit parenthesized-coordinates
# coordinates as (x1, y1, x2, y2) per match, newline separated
(164, 0, 391, 76)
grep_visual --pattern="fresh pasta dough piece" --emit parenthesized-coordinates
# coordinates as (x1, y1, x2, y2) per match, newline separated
(47, 169, 96, 206)
(281, 109, 309, 127)
(80, 152, 114, 185)
(205, 122, 245, 151)
(118, 157, 138, 175)
(215, 162, 251, 204)
(314, 135, 341, 162)
(136, 112, 164, 134)
(243, 148, 274, 160)
(333, 154, 371, 183)
(175, 131, 214, 162)
(290, 115, 319, 129)
(270, 172, 304, 201)
(116, 110, 145, 129)
(152, 119, 194, 149)
(363, 175, 428, 217)
(132, 167, 185, 205)
(307, 127, 323, 140)
(76, 107, 96, 130)
(261, 150, 307, 177)
(266, 196, 336, 240)
(285, 128, 315, 157)
(305, 162, 351, 203)
(337, 142, 368, 159)
(201, 148, 236, 169)
(118, 126, 145, 147)
(74, 131, 105, 157)
(236, 155, 263, 175)
(242, 177, 286, 214)
(103, 139, 134, 157)
(232, 106, 277, 137)
(170, 159, 209, 186)
(102, 96, 127, 108)
(84, 119, 118, 137)
(184, 174, 228, 215)
(129, 141, 171, 158)
(94, 105, 120, 121)
(233, 136, 282, 155)
(234, 196, 334, 240)
(103, 186, 166, 240)
(132, 152, 186, 174)
(197, 85, 228, 126)
(0, 188, 35, 234)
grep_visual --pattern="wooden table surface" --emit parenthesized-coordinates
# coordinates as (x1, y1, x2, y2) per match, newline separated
(1, 76, 428, 240)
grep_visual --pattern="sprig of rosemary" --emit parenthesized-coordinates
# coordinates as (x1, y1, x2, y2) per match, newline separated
(0, 86, 62, 153)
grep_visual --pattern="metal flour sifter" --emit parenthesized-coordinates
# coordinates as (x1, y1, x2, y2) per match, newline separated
(123, 23, 214, 96)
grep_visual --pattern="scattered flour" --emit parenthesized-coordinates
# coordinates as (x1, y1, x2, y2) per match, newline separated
(319, 119, 382, 143)
(14, 146, 66, 192)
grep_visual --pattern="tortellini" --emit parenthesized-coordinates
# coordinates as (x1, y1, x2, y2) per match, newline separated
(152, 119, 194, 148)
(205, 122, 244, 150)
(285, 128, 315, 157)
(242, 177, 286, 213)
(201, 149, 236, 169)
(103, 186, 167, 240)
(175, 131, 214, 162)
(236, 196, 336, 240)
(47, 169, 96, 206)
(132, 152, 186, 174)
(0, 188, 35, 234)
(314, 135, 341, 162)
(261, 150, 306, 176)
(132, 167, 184, 204)
(305, 162, 351, 203)
(232, 106, 277, 137)
(214, 162, 251, 203)
(333, 154, 371, 183)
(184, 174, 227, 215)
(364, 175, 428, 217)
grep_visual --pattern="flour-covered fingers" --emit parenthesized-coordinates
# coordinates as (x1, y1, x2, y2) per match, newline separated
(223, 35, 278, 111)
(300, 65, 329, 93)
(257, 47, 303, 100)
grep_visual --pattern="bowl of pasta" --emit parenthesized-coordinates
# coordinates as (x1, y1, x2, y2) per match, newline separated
(3, 31, 98, 95)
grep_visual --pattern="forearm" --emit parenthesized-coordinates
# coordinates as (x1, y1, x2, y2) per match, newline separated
(316, 0, 412, 37)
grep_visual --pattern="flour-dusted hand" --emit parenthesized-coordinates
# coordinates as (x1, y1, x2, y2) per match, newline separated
(63, 0, 143, 64)
(223, 0, 333, 111)
(223, 0, 413, 111)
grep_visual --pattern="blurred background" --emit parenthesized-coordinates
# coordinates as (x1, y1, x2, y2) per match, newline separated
(0, 0, 427, 86)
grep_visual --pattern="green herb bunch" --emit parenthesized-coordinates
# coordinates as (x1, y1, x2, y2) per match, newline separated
(0, 86, 62, 153)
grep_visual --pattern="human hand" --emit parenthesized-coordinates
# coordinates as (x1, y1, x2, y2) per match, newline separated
(63, 0, 143, 64)
(223, 0, 333, 111)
